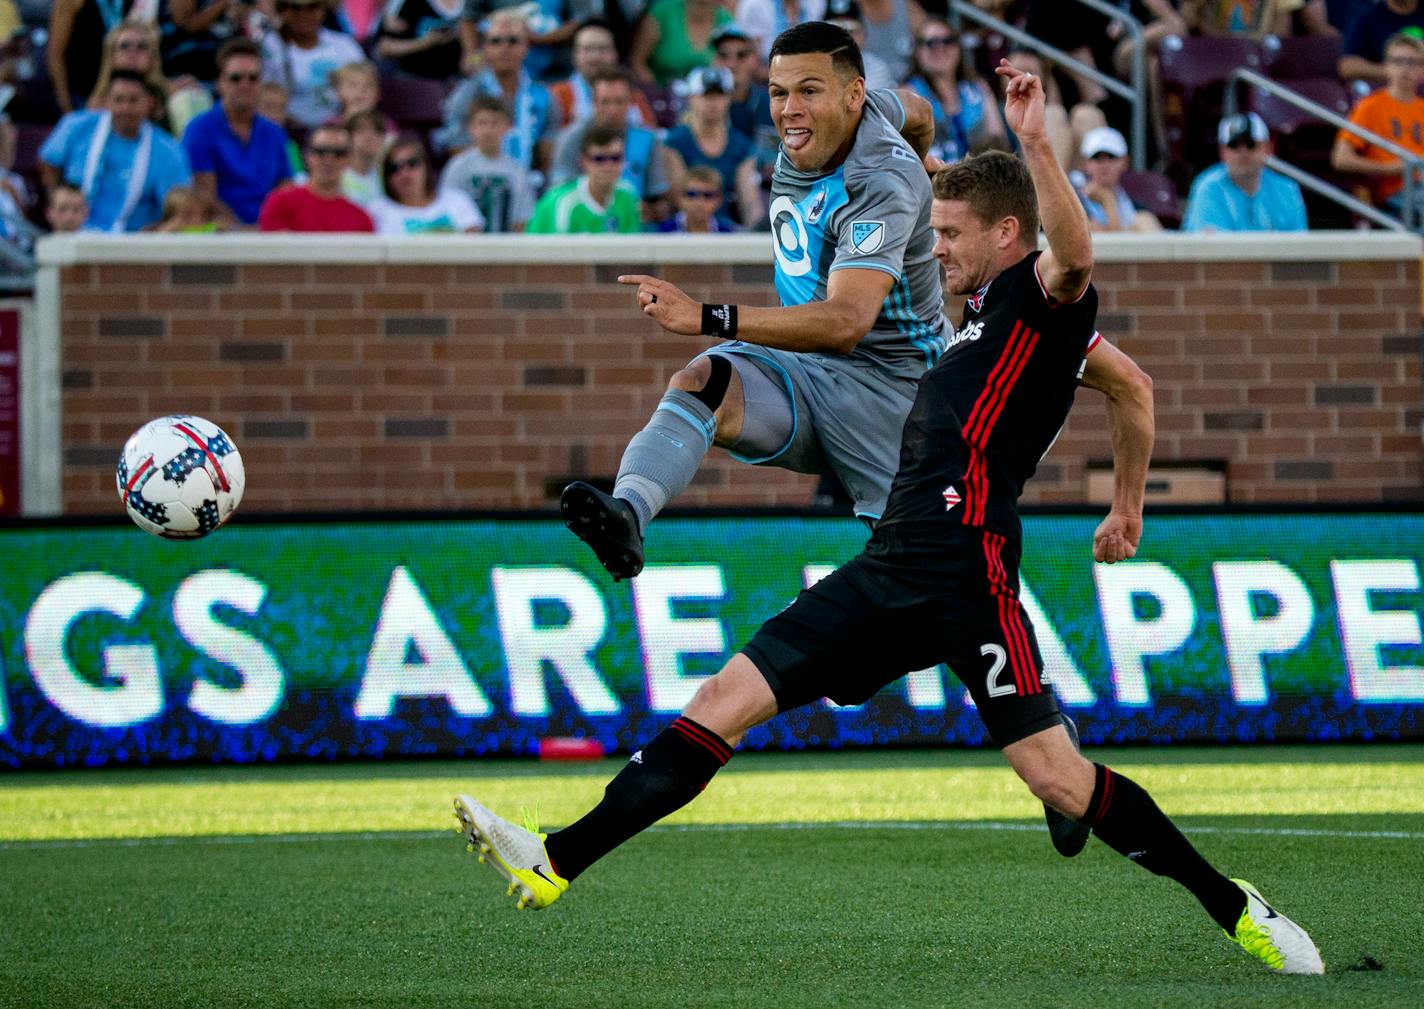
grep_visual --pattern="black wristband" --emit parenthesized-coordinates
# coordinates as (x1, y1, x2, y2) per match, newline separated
(701, 303, 738, 338)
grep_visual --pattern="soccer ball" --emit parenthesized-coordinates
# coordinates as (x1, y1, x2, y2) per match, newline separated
(116, 415, 245, 539)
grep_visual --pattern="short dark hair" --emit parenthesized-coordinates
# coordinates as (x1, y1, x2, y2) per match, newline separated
(216, 37, 263, 73)
(769, 21, 864, 81)
(343, 108, 385, 133)
(932, 150, 1040, 245)
(582, 123, 624, 154)
(588, 67, 635, 93)
(106, 68, 148, 91)
(466, 95, 512, 122)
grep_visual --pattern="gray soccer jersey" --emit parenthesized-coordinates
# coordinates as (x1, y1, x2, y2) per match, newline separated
(768, 88, 948, 376)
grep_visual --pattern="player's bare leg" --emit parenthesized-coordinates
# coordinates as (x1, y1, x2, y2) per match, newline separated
(1003, 725, 1323, 974)
(562, 355, 746, 580)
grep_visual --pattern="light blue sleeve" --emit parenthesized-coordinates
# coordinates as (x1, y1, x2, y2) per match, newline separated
(1181, 173, 1226, 232)
(39, 113, 86, 173)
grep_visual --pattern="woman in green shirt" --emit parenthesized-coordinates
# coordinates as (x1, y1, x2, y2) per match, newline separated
(630, 0, 734, 86)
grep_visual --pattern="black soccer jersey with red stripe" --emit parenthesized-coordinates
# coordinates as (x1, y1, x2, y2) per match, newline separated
(872, 251, 1098, 549)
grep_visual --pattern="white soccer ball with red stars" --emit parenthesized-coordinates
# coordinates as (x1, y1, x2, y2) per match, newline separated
(116, 415, 245, 539)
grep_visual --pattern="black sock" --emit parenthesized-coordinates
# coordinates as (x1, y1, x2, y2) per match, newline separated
(1084, 763, 1247, 932)
(544, 717, 732, 881)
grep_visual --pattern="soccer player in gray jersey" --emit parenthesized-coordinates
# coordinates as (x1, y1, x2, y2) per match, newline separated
(560, 21, 948, 582)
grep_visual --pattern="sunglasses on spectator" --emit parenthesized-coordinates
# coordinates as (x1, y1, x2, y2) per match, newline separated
(1386, 55, 1424, 66)
(485, 36, 525, 46)
(308, 146, 350, 157)
(917, 35, 958, 49)
(389, 156, 424, 172)
(718, 47, 755, 60)
(683, 189, 719, 199)
(224, 71, 260, 83)
(1225, 139, 1259, 150)
(586, 152, 624, 163)
(1087, 152, 1120, 160)
(116, 39, 151, 51)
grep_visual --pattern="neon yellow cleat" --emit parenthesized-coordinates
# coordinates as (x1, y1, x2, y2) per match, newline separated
(1226, 879, 1324, 975)
(453, 794, 569, 910)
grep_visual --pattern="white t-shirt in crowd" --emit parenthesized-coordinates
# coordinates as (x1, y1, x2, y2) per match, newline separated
(261, 28, 365, 129)
(367, 188, 486, 235)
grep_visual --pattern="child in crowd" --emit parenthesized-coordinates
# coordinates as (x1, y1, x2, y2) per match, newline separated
(329, 61, 396, 134)
(45, 184, 88, 234)
(657, 164, 738, 232)
(343, 109, 389, 204)
(438, 96, 536, 234)
(154, 186, 224, 233)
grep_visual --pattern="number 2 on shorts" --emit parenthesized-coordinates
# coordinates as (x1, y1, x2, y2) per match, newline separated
(982, 643, 1015, 698)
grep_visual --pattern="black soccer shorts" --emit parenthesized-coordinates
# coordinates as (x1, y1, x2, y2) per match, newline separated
(741, 528, 1063, 747)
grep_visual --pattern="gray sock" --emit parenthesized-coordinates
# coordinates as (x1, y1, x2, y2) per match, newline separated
(614, 389, 716, 532)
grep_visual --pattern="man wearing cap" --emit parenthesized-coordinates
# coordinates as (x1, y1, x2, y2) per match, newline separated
(1076, 126, 1162, 232)
(1182, 112, 1307, 231)
(665, 65, 763, 224)
(1332, 28, 1424, 217)
(548, 66, 672, 217)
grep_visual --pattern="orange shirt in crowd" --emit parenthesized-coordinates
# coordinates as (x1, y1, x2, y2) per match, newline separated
(1338, 89, 1424, 203)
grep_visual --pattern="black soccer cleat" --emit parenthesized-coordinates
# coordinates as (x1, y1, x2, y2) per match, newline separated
(560, 481, 645, 581)
(1044, 712, 1092, 857)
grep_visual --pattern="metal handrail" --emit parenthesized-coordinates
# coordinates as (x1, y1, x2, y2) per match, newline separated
(1225, 66, 1423, 230)
(948, 0, 1148, 171)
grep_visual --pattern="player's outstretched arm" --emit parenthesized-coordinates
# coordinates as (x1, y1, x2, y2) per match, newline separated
(618, 269, 894, 355)
(995, 60, 1092, 305)
(1080, 337, 1154, 563)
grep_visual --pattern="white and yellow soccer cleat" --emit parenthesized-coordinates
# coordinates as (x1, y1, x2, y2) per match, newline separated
(1226, 879, 1324, 975)
(453, 794, 569, 910)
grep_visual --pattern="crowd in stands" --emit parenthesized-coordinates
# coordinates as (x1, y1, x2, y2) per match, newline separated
(0, 0, 1419, 246)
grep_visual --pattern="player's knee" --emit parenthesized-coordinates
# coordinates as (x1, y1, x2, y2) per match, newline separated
(668, 355, 732, 411)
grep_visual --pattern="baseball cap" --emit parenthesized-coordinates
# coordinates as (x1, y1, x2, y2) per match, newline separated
(711, 24, 752, 46)
(825, 0, 862, 23)
(680, 65, 734, 96)
(1080, 126, 1128, 159)
(1218, 111, 1269, 147)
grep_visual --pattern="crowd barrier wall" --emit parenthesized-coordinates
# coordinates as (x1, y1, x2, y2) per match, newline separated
(1, 510, 1421, 768)
(24, 231, 1424, 518)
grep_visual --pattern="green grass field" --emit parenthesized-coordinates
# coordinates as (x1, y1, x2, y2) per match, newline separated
(2, 744, 1422, 1009)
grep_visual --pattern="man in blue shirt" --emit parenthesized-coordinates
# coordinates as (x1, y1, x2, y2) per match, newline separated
(182, 39, 294, 227)
(1182, 112, 1308, 232)
(39, 70, 193, 234)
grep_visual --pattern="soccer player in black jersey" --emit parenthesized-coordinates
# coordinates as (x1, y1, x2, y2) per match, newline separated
(453, 61, 1324, 976)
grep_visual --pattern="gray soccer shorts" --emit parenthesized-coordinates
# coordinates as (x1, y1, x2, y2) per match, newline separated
(705, 343, 923, 522)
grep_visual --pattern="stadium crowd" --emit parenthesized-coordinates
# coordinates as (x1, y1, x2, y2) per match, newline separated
(0, 0, 1418, 244)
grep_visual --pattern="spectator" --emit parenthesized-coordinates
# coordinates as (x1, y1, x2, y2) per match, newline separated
(439, 95, 537, 232)
(549, 21, 656, 128)
(630, 0, 735, 86)
(93, 17, 213, 137)
(154, 184, 224, 231)
(1182, 111, 1308, 231)
(734, 0, 827, 64)
(823, 0, 896, 90)
(712, 24, 777, 167)
(260, 0, 365, 129)
(903, 19, 1007, 165)
(39, 70, 194, 233)
(45, 182, 90, 233)
(158, 0, 256, 85)
(1076, 126, 1163, 231)
(257, 123, 375, 230)
(257, 80, 307, 177)
(1332, 29, 1424, 213)
(439, 10, 557, 176)
(664, 66, 761, 224)
(1340, 0, 1424, 83)
(182, 38, 294, 227)
(329, 61, 396, 132)
(527, 123, 641, 232)
(342, 109, 388, 203)
(549, 67, 671, 209)
(376, 0, 464, 80)
(1183, 0, 1336, 38)
(368, 133, 485, 233)
(658, 164, 739, 231)
(852, 0, 927, 85)
(458, 0, 577, 82)
(48, 0, 144, 114)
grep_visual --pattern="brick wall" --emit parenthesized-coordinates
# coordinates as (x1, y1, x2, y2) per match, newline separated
(33, 233, 1424, 515)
